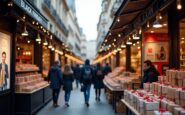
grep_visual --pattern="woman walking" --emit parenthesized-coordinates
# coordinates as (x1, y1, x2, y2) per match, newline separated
(93, 63, 104, 101)
(63, 64, 74, 107)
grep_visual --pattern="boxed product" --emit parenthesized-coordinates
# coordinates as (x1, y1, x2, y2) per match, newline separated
(154, 110, 172, 115)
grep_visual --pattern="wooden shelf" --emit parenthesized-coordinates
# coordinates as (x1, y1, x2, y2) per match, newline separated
(121, 99, 140, 115)
(16, 69, 39, 73)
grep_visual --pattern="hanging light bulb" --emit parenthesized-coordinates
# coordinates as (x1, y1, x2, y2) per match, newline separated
(153, 20, 162, 28)
(147, 21, 150, 28)
(121, 44, 126, 48)
(43, 38, 48, 46)
(48, 42, 52, 49)
(50, 35, 53, 39)
(38, 41, 41, 44)
(118, 34, 121, 37)
(36, 33, 41, 42)
(158, 12, 162, 20)
(21, 25, 29, 36)
(133, 33, 140, 40)
(139, 28, 142, 34)
(51, 47, 55, 51)
(105, 39, 107, 42)
(126, 37, 132, 45)
(114, 38, 116, 42)
(109, 32, 112, 36)
(27, 40, 30, 44)
(117, 18, 120, 22)
(177, 0, 182, 10)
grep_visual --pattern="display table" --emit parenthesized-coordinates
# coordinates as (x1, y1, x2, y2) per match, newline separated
(15, 84, 52, 115)
(121, 99, 140, 115)
(103, 80, 124, 113)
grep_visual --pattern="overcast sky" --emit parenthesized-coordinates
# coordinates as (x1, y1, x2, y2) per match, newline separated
(76, 0, 102, 41)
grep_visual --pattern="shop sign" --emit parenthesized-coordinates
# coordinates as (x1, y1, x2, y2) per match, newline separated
(13, 0, 48, 28)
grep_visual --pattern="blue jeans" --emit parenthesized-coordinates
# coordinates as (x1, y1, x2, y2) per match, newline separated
(52, 89, 60, 104)
(65, 91, 71, 102)
(75, 79, 80, 88)
(83, 84, 91, 103)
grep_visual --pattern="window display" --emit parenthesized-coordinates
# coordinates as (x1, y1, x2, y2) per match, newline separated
(180, 18, 185, 69)
(0, 32, 11, 92)
(42, 45, 50, 77)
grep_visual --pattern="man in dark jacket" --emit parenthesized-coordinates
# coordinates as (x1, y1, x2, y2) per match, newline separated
(73, 64, 81, 88)
(80, 59, 93, 107)
(140, 60, 159, 89)
(103, 63, 112, 76)
(48, 60, 63, 107)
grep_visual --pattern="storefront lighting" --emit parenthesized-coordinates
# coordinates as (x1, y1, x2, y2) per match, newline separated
(40, 26, 43, 29)
(126, 41, 132, 45)
(163, 23, 167, 26)
(109, 33, 112, 36)
(153, 20, 162, 28)
(51, 47, 55, 51)
(17, 20, 20, 23)
(181, 37, 185, 40)
(137, 41, 140, 44)
(114, 39, 116, 42)
(23, 15, 26, 20)
(8, 2, 13, 7)
(48, 43, 52, 49)
(133, 34, 140, 40)
(36, 33, 41, 42)
(18, 47, 20, 50)
(32, 21, 35, 24)
(151, 31, 154, 33)
(117, 18, 120, 22)
(177, 0, 182, 10)
(43, 39, 48, 46)
(105, 39, 107, 42)
(147, 21, 150, 28)
(137, 46, 141, 49)
(38, 41, 41, 44)
(133, 43, 136, 46)
(121, 44, 126, 48)
(109, 44, 111, 48)
(36, 22, 39, 25)
(139, 28, 142, 34)
(50, 35, 53, 39)
(118, 34, 121, 37)
(21, 25, 29, 36)
(27, 40, 30, 44)
(158, 13, 162, 20)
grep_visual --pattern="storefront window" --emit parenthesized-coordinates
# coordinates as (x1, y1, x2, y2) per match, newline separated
(42, 45, 50, 77)
(180, 18, 185, 69)
(16, 36, 34, 65)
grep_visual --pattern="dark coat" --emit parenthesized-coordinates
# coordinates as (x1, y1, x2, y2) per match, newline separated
(48, 65, 63, 89)
(80, 65, 93, 85)
(103, 66, 112, 76)
(93, 68, 104, 89)
(73, 66, 81, 80)
(0, 63, 9, 86)
(140, 66, 159, 88)
(63, 74, 74, 91)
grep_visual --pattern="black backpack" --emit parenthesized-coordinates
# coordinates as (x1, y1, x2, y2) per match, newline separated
(83, 67, 92, 80)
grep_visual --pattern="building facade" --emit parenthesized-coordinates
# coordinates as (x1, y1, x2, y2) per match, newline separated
(96, 0, 123, 51)
(85, 40, 97, 63)
(32, 0, 82, 57)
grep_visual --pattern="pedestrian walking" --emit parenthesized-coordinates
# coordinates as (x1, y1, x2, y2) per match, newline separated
(63, 64, 74, 107)
(73, 64, 81, 88)
(103, 63, 112, 76)
(48, 60, 63, 107)
(93, 63, 104, 101)
(80, 59, 93, 107)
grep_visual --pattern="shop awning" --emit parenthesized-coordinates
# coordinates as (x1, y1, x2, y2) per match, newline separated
(102, 0, 152, 46)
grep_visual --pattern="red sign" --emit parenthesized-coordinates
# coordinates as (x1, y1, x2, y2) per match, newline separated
(144, 33, 168, 42)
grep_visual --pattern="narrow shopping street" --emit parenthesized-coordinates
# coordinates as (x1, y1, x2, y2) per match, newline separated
(36, 86, 123, 115)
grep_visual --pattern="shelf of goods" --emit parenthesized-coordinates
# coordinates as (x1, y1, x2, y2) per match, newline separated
(15, 64, 52, 115)
(122, 69, 185, 115)
(104, 67, 141, 90)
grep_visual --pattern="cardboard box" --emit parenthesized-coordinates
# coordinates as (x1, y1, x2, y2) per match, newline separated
(174, 107, 184, 115)
(144, 100, 159, 111)
(167, 102, 179, 114)
(154, 111, 172, 115)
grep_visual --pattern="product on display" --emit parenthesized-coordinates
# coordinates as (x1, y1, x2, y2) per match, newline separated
(16, 64, 39, 72)
(16, 72, 48, 93)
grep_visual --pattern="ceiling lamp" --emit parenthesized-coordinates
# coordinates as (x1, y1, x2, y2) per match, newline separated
(133, 33, 140, 40)
(177, 0, 182, 10)
(118, 34, 121, 37)
(121, 44, 126, 48)
(109, 32, 112, 36)
(157, 12, 162, 20)
(21, 25, 29, 36)
(117, 18, 120, 22)
(43, 38, 48, 46)
(51, 47, 55, 51)
(50, 35, 53, 39)
(147, 21, 150, 28)
(139, 28, 142, 34)
(36, 33, 41, 42)
(153, 20, 162, 28)
(48, 42, 52, 49)
(114, 38, 116, 42)
(126, 40, 132, 45)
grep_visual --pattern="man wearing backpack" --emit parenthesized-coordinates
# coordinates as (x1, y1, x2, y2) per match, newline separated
(80, 59, 94, 107)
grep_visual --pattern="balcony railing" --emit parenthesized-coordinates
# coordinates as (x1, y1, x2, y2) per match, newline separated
(43, 0, 68, 35)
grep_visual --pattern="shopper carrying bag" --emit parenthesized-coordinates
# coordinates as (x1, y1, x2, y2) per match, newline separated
(63, 64, 74, 107)
(93, 63, 104, 101)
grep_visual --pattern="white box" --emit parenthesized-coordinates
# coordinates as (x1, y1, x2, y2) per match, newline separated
(154, 111, 172, 115)
(144, 100, 159, 111)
